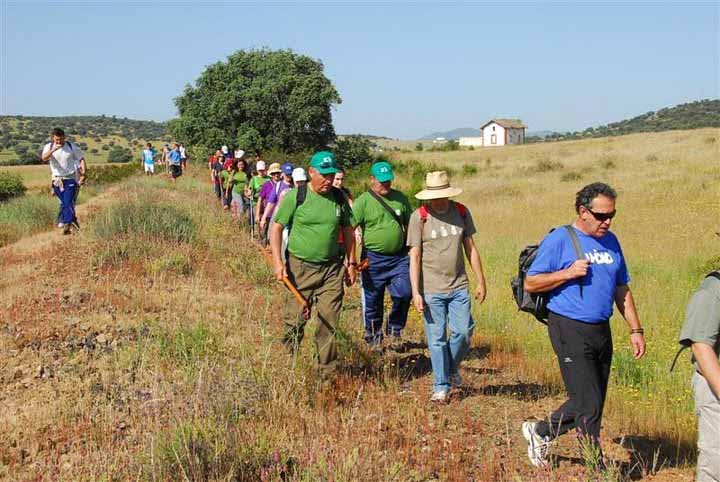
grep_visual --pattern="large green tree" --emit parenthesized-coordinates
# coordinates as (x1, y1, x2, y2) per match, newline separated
(170, 49, 341, 153)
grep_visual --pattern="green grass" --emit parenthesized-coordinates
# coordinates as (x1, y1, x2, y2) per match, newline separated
(0, 194, 57, 246)
(91, 202, 198, 244)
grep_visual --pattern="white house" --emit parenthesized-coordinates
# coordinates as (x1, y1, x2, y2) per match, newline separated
(481, 119, 526, 147)
(458, 136, 483, 147)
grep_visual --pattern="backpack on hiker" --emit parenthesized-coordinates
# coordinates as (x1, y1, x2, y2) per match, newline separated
(511, 225, 584, 324)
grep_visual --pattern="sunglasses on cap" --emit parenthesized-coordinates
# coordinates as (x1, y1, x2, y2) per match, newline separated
(585, 207, 617, 222)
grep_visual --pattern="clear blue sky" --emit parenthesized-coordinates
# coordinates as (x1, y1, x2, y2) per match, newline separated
(2, 1, 718, 139)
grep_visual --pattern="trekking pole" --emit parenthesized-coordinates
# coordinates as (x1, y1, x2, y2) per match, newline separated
(249, 197, 255, 241)
(281, 276, 311, 320)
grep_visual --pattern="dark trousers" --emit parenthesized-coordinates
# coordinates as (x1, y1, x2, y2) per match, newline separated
(52, 178, 78, 225)
(361, 249, 411, 344)
(536, 311, 613, 443)
(213, 183, 222, 200)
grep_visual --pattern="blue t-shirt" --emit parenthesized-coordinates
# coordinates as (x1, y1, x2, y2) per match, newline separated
(528, 226, 630, 323)
(142, 149, 156, 164)
(168, 149, 182, 165)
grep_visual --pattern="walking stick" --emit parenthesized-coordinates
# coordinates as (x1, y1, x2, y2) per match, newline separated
(281, 276, 311, 320)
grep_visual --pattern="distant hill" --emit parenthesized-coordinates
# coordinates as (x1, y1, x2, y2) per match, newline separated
(535, 99, 720, 142)
(0, 115, 169, 165)
(420, 127, 481, 140)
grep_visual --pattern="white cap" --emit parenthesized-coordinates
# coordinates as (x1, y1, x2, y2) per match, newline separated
(256, 160, 267, 171)
(234, 149, 245, 159)
(292, 167, 307, 182)
(221, 145, 229, 154)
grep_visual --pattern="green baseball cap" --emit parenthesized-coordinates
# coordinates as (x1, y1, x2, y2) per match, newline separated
(370, 160, 394, 183)
(310, 151, 339, 175)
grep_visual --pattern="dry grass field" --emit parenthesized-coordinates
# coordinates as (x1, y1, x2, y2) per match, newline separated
(386, 128, 720, 448)
(0, 129, 717, 481)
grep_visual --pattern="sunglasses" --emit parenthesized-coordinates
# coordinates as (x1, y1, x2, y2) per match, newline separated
(585, 207, 617, 222)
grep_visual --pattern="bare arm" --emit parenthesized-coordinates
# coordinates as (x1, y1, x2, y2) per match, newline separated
(270, 222, 286, 280)
(614, 284, 646, 359)
(343, 224, 357, 285)
(692, 342, 720, 398)
(42, 143, 61, 162)
(524, 259, 589, 293)
(409, 246, 424, 312)
(462, 236, 487, 303)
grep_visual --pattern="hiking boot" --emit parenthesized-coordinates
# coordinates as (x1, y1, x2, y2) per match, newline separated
(450, 372, 464, 388)
(430, 390, 449, 403)
(522, 421, 552, 468)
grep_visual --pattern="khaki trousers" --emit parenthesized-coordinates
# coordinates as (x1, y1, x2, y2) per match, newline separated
(693, 371, 720, 482)
(284, 255, 345, 371)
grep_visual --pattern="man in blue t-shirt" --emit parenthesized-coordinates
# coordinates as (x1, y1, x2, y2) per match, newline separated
(141, 143, 157, 176)
(521, 182, 646, 468)
(168, 142, 182, 183)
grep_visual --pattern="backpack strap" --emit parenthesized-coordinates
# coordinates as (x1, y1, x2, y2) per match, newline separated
(564, 225, 585, 298)
(669, 271, 720, 372)
(368, 189, 406, 236)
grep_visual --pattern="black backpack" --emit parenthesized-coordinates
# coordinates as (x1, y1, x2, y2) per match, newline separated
(511, 225, 584, 324)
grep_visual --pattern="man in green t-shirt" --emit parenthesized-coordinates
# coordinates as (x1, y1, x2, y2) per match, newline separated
(352, 161, 413, 348)
(678, 266, 720, 482)
(270, 151, 357, 376)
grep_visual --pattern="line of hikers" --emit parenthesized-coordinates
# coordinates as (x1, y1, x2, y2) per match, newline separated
(40, 130, 718, 478)
(203, 147, 718, 478)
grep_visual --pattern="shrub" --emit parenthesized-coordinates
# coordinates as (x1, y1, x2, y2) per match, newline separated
(86, 163, 139, 185)
(0, 172, 27, 201)
(561, 171, 583, 182)
(415, 142, 423, 151)
(462, 164, 478, 176)
(535, 159, 563, 172)
(334, 135, 373, 168)
(645, 154, 659, 162)
(101, 144, 110, 151)
(107, 145, 133, 163)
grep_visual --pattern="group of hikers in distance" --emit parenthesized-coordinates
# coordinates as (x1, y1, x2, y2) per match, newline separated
(40, 128, 719, 479)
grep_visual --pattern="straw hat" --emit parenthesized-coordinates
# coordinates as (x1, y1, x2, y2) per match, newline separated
(415, 171, 463, 200)
(267, 162, 282, 175)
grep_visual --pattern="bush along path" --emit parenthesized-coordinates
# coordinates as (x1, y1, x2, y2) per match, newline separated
(0, 174, 695, 481)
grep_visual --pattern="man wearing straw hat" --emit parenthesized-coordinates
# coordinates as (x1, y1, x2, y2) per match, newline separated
(407, 170, 487, 403)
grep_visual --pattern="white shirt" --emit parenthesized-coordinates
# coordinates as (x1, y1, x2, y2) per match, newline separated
(179, 146, 187, 159)
(42, 142, 84, 178)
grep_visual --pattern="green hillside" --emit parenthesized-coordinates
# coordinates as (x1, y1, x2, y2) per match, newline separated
(532, 99, 720, 142)
(0, 115, 169, 166)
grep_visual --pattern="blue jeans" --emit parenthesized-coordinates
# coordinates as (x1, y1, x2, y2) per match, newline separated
(361, 249, 411, 344)
(423, 288, 475, 392)
(52, 178, 78, 225)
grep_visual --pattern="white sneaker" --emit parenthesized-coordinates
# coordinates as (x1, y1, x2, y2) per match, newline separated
(430, 390, 448, 403)
(522, 421, 552, 468)
(57, 223, 65, 229)
(450, 372, 464, 388)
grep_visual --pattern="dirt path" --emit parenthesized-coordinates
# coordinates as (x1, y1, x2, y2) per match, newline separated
(0, 180, 696, 481)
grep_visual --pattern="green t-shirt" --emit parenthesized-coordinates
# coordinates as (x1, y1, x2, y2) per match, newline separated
(228, 171, 248, 194)
(249, 175, 270, 201)
(274, 187, 352, 263)
(679, 275, 720, 368)
(352, 189, 412, 255)
(219, 170, 231, 190)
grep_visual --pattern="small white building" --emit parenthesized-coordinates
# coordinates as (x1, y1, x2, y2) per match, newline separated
(458, 136, 483, 147)
(432, 137, 447, 145)
(481, 119, 526, 147)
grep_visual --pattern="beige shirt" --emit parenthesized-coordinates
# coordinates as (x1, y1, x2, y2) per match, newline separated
(407, 202, 476, 294)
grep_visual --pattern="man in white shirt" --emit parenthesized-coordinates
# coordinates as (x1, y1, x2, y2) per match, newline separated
(41, 128, 86, 234)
